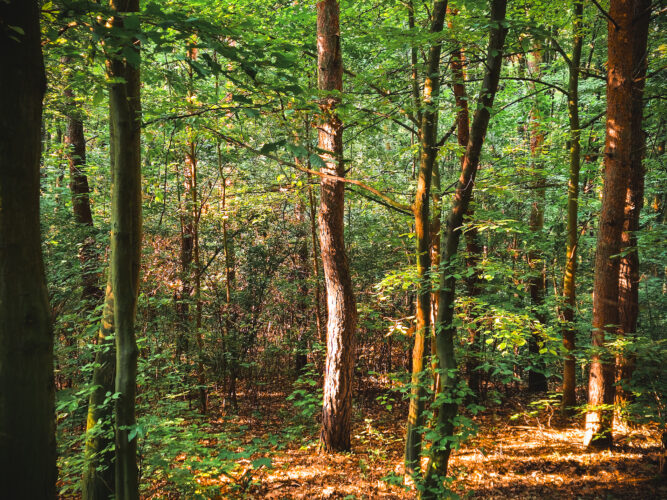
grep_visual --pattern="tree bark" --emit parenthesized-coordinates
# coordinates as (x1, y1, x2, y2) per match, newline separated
(584, 0, 635, 450)
(405, 0, 448, 476)
(561, 0, 584, 416)
(109, 0, 142, 496)
(82, 278, 117, 500)
(317, 0, 358, 453)
(424, 0, 507, 491)
(526, 47, 549, 394)
(615, 0, 650, 416)
(0, 1, 56, 497)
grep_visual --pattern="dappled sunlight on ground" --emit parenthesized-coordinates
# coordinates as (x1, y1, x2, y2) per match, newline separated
(137, 384, 666, 499)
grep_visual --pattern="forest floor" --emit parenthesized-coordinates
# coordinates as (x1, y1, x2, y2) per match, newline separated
(134, 379, 667, 500)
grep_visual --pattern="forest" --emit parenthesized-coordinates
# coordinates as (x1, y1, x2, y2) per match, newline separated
(0, 0, 666, 498)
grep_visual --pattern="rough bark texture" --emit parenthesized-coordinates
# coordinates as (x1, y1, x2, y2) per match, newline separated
(615, 0, 650, 415)
(317, 0, 358, 453)
(561, 0, 584, 416)
(424, 0, 507, 492)
(405, 0, 448, 477)
(584, 0, 635, 450)
(109, 0, 142, 496)
(0, 1, 56, 497)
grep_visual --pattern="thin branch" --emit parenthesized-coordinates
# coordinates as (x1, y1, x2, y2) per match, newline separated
(590, 0, 620, 30)
(203, 126, 413, 214)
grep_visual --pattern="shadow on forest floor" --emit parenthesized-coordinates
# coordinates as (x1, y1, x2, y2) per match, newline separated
(135, 381, 666, 499)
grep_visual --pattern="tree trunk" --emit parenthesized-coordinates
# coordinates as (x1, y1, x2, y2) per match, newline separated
(526, 47, 549, 393)
(109, 0, 142, 496)
(561, 0, 584, 415)
(615, 0, 650, 417)
(82, 278, 117, 500)
(404, 0, 448, 477)
(317, 0, 358, 453)
(424, 0, 507, 491)
(449, 13, 483, 397)
(0, 1, 56, 497)
(584, 0, 635, 450)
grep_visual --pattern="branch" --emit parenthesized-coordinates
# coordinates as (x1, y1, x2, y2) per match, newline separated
(499, 76, 568, 95)
(203, 126, 413, 214)
(590, 0, 620, 30)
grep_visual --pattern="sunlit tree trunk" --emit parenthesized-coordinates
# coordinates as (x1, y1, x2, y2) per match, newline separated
(615, 0, 650, 418)
(584, 0, 635, 450)
(317, 0, 358, 452)
(561, 0, 584, 415)
(0, 1, 56, 496)
(404, 0, 448, 477)
(109, 0, 142, 496)
(424, 0, 507, 491)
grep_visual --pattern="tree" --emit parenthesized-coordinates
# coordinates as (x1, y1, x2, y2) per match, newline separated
(583, 0, 649, 449)
(561, 0, 585, 416)
(0, 0, 56, 497)
(425, 0, 508, 490)
(317, 0, 358, 452)
(108, 0, 142, 496)
(615, 0, 650, 415)
(405, 0, 449, 477)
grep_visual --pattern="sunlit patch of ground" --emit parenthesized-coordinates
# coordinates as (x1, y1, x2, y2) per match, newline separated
(139, 385, 665, 499)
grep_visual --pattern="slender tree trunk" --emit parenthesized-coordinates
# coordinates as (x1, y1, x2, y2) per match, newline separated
(82, 101, 118, 500)
(615, 0, 650, 417)
(109, 0, 142, 496)
(525, 47, 549, 393)
(64, 95, 104, 305)
(424, 1, 507, 491)
(449, 14, 483, 396)
(317, 0, 358, 452)
(584, 0, 635, 449)
(308, 174, 325, 343)
(0, 1, 56, 496)
(405, 0, 448, 477)
(561, 0, 584, 415)
(82, 278, 117, 499)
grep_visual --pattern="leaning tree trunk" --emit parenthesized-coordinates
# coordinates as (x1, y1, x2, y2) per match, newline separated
(0, 0, 56, 497)
(317, 0, 358, 453)
(404, 0, 448, 477)
(424, 0, 507, 492)
(615, 0, 650, 417)
(584, 0, 635, 449)
(561, 0, 584, 416)
(109, 0, 142, 497)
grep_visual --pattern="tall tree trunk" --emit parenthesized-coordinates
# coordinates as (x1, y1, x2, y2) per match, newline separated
(449, 12, 483, 396)
(615, 0, 650, 417)
(0, 1, 56, 497)
(561, 0, 584, 416)
(525, 46, 549, 393)
(82, 101, 118, 500)
(317, 0, 358, 453)
(584, 0, 635, 449)
(64, 90, 104, 305)
(308, 174, 325, 343)
(82, 278, 117, 499)
(424, 0, 507, 491)
(404, 0, 448, 477)
(109, 0, 142, 496)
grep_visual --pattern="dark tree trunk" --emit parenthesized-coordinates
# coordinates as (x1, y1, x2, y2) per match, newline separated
(584, 0, 636, 449)
(317, 0, 358, 453)
(424, 0, 507, 491)
(615, 0, 650, 416)
(561, 0, 584, 416)
(109, 0, 142, 496)
(404, 0, 448, 476)
(0, 1, 56, 497)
